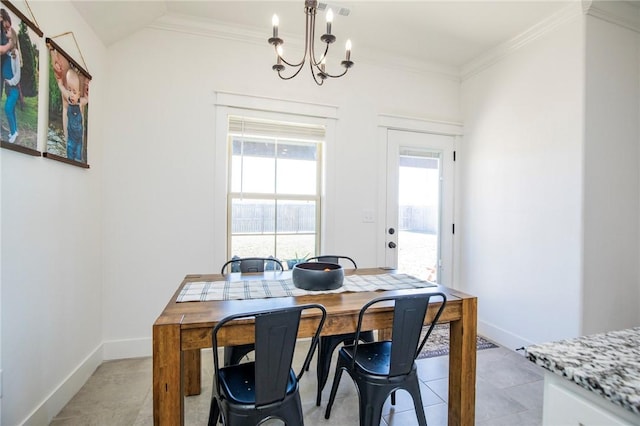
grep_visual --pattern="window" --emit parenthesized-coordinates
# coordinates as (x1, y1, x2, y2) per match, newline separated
(227, 116, 323, 263)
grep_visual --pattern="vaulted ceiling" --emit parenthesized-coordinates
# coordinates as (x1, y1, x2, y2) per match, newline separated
(71, 1, 574, 70)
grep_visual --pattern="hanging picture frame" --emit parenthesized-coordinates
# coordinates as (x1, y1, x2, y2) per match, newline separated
(44, 36, 91, 168)
(0, 0, 43, 156)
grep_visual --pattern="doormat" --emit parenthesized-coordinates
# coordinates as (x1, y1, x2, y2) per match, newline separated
(416, 324, 498, 359)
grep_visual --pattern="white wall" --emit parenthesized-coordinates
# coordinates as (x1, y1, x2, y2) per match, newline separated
(582, 14, 640, 334)
(460, 16, 584, 349)
(101, 19, 461, 353)
(1, 2, 107, 425)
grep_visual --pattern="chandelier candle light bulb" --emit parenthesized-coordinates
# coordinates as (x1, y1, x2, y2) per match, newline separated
(326, 9, 333, 35)
(272, 45, 285, 72)
(272, 14, 279, 37)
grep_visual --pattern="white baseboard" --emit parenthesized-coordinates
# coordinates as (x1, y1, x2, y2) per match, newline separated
(18, 338, 152, 425)
(19, 344, 103, 426)
(478, 319, 535, 353)
(102, 337, 152, 360)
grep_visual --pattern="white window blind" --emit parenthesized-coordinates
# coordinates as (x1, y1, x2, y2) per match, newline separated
(228, 116, 325, 142)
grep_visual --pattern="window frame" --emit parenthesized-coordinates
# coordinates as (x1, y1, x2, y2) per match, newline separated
(214, 93, 337, 268)
(226, 126, 323, 260)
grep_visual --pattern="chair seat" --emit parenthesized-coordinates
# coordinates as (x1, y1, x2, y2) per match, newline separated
(341, 341, 393, 376)
(219, 362, 297, 405)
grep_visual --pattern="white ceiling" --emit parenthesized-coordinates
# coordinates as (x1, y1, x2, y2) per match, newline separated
(71, 1, 574, 69)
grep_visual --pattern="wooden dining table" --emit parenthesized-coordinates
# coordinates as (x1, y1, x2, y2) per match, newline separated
(153, 268, 477, 425)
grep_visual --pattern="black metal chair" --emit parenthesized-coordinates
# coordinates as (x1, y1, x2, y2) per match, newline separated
(208, 303, 326, 426)
(307, 255, 357, 269)
(307, 254, 374, 406)
(220, 256, 284, 366)
(220, 256, 283, 275)
(324, 292, 447, 426)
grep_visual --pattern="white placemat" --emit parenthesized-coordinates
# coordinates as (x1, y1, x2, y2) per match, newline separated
(177, 273, 436, 302)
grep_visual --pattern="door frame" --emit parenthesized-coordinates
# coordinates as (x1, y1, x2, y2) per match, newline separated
(377, 114, 463, 287)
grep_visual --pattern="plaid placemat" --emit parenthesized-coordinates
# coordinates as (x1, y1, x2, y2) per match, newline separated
(176, 273, 436, 302)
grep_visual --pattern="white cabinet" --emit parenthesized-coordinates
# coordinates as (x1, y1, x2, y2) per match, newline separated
(543, 372, 640, 426)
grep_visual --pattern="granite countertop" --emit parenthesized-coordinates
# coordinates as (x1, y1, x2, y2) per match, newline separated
(526, 326, 640, 416)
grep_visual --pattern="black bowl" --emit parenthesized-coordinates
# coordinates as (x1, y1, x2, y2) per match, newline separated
(291, 262, 344, 291)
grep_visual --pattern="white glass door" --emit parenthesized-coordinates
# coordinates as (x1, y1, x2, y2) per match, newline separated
(385, 130, 455, 285)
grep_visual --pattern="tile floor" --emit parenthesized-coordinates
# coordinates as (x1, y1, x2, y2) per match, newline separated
(50, 340, 546, 425)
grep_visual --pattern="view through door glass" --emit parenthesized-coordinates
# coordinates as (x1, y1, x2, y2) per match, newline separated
(398, 150, 441, 281)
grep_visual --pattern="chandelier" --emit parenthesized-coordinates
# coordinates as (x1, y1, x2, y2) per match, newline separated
(268, 0, 353, 86)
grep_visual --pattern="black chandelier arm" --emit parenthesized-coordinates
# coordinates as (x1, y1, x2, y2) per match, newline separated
(307, 14, 338, 73)
(269, 9, 312, 69)
(278, 54, 305, 68)
(307, 58, 350, 79)
(272, 44, 305, 67)
(310, 61, 325, 86)
(277, 63, 307, 80)
(310, 43, 330, 68)
(318, 66, 350, 79)
(307, 10, 321, 67)
(270, 43, 306, 68)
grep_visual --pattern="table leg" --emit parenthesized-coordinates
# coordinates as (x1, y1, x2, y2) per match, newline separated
(153, 323, 183, 426)
(184, 349, 201, 396)
(448, 297, 477, 426)
(378, 328, 392, 340)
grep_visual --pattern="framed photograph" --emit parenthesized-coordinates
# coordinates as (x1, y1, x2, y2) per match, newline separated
(45, 37, 91, 168)
(0, 0, 43, 156)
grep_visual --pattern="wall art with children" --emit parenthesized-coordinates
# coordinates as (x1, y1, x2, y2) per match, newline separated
(46, 38, 90, 166)
(0, 2, 41, 152)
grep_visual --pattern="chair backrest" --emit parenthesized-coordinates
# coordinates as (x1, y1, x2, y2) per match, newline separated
(307, 255, 357, 269)
(220, 256, 284, 275)
(211, 303, 326, 406)
(351, 292, 446, 377)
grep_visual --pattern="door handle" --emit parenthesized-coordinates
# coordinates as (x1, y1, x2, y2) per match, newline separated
(388, 241, 396, 249)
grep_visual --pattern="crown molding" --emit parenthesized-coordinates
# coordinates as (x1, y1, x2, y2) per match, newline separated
(148, 13, 266, 47)
(583, 0, 640, 34)
(356, 48, 461, 82)
(461, 2, 582, 81)
(147, 13, 460, 82)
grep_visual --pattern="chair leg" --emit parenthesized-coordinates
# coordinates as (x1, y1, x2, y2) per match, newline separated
(406, 379, 427, 426)
(316, 331, 375, 406)
(361, 403, 385, 426)
(316, 336, 339, 406)
(208, 398, 220, 426)
(278, 391, 305, 426)
(324, 366, 345, 419)
(358, 384, 389, 426)
(306, 332, 320, 372)
(391, 390, 396, 405)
